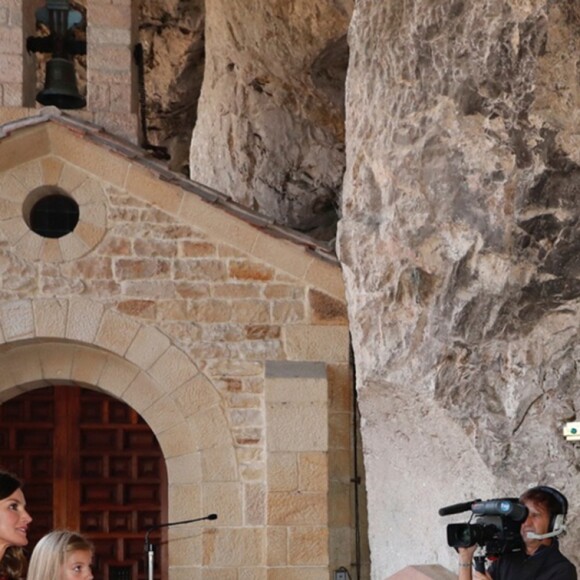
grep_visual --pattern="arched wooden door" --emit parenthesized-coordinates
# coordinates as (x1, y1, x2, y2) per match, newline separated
(0, 386, 167, 579)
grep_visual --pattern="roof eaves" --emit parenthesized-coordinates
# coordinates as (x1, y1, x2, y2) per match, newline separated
(0, 110, 52, 138)
(0, 109, 340, 264)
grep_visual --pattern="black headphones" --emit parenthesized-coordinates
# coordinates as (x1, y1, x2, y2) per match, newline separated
(527, 486, 568, 535)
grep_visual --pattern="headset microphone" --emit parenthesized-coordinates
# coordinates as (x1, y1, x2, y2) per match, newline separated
(527, 526, 567, 540)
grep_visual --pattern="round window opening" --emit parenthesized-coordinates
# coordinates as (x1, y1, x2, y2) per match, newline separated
(29, 193, 80, 239)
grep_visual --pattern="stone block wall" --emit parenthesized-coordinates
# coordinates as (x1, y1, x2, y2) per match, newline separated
(0, 0, 33, 107)
(266, 362, 330, 577)
(0, 119, 361, 577)
(86, 0, 138, 140)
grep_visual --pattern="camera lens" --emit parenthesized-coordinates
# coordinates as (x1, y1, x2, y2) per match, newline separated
(458, 526, 475, 545)
(447, 523, 497, 548)
(447, 524, 477, 548)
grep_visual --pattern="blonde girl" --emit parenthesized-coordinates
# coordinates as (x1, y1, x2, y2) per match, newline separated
(27, 530, 93, 580)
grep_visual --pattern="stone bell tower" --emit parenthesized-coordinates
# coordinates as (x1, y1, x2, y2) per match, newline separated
(0, 0, 139, 142)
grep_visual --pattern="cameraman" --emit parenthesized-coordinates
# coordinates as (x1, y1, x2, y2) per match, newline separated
(457, 486, 577, 580)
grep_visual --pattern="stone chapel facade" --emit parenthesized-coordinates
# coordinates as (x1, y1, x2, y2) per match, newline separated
(0, 1, 361, 578)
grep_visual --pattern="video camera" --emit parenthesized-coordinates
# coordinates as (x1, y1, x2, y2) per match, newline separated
(439, 498, 528, 559)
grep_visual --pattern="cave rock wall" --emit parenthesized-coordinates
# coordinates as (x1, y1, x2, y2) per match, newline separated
(188, 0, 352, 239)
(339, 1, 580, 576)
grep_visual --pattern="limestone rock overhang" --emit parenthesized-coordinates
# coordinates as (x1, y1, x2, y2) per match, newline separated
(0, 107, 343, 300)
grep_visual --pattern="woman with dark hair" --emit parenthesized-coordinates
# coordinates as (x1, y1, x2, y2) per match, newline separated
(0, 470, 32, 580)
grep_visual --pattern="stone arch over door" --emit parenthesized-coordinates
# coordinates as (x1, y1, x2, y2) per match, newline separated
(0, 383, 168, 579)
(0, 297, 240, 575)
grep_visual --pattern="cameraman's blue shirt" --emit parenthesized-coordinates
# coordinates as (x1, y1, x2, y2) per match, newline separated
(488, 542, 576, 580)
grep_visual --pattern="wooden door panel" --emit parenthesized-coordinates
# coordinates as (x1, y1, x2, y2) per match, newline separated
(0, 388, 56, 546)
(0, 386, 166, 579)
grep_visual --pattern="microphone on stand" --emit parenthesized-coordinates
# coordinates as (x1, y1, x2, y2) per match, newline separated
(144, 513, 218, 580)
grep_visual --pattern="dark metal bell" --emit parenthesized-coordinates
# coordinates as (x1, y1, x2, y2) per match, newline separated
(36, 57, 86, 110)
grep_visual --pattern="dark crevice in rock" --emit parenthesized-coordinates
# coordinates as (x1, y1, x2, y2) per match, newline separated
(511, 392, 543, 435)
(310, 34, 349, 114)
(449, 1, 465, 19)
(545, 239, 578, 273)
(138, 0, 205, 174)
(490, 278, 580, 339)
(455, 78, 486, 116)
(485, 23, 518, 98)
(258, 171, 341, 241)
(534, 127, 576, 171)
(249, 77, 273, 96)
(524, 162, 580, 210)
(518, 214, 562, 243)
(517, 14, 548, 60)
(509, 128, 533, 168)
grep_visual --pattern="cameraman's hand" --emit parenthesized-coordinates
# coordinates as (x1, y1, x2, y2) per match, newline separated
(458, 544, 477, 563)
(457, 547, 492, 580)
(457, 546, 477, 579)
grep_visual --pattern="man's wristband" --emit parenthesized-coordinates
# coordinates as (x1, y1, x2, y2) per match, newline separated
(458, 563, 472, 568)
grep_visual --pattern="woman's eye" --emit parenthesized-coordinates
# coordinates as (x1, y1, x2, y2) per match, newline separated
(8, 503, 18, 510)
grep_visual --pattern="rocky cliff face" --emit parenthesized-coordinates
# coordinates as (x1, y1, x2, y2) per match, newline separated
(138, 0, 205, 173)
(64, 0, 347, 237)
(187, 0, 352, 240)
(339, 0, 580, 575)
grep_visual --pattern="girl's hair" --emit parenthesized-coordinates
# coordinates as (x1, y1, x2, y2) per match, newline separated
(27, 530, 93, 580)
(0, 470, 27, 580)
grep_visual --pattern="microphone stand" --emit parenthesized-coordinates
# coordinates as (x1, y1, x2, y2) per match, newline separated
(144, 513, 218, 580)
